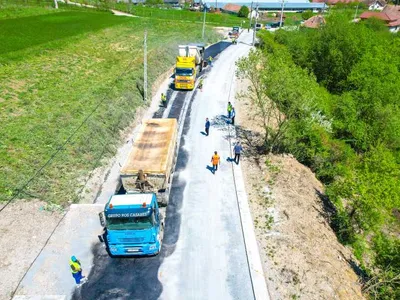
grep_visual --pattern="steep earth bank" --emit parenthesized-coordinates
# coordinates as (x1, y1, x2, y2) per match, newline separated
(235, 78, 365, 300)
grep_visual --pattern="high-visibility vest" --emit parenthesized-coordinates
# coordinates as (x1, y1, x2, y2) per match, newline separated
(161, 95, 166, 101)
(212, 155, 220, 165)
(69, 259, 81, 274)
(227, 104, 233, 112)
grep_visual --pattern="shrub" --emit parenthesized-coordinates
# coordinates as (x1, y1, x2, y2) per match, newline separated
(301, 10, 313, 20)
(238, 5, 249, 18)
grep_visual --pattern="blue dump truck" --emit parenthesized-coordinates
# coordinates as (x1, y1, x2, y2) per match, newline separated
(98, 119, 178, 257)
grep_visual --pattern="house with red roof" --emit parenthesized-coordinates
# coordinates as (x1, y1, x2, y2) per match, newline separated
(221, 4, 242, 14)
(312, 0, 385, 7)
(303, 15, 326, 28)
(360, 5, 400, 32)
(312, 0, 359, 5)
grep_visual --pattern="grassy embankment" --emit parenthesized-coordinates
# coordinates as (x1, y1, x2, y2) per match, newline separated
(0, 3, 221, 205)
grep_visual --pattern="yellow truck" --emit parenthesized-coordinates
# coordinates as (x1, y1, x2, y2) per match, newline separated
(174, 44, 205, 90)
(119, 118, 178, 206)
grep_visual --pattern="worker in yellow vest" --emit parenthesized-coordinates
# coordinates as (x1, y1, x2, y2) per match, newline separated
(208, 56, 213, 67)
(227, 101, 233, 118)
(161, 93, 167, 107)
(211, 151, 220, 174)
(69, 256, 86, 284)
(198, 78, 204, 91)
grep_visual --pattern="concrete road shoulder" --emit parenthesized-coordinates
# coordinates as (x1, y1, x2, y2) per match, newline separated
(14, 204, 104, 299)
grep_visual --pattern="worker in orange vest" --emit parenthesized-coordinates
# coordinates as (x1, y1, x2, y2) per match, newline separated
(211, 151, 220, 174)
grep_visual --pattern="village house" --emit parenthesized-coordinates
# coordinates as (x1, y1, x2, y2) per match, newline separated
(360, 5, 400, 32)
(303, 14, 326, 28)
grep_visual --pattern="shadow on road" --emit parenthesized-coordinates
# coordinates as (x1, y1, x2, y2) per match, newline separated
(206, 165, 215, 174)
(226, 157, 235, 163)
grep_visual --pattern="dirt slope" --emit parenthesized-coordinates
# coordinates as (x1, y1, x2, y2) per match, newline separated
(0, 200, 63, 300)
(235, 78, 364, 300)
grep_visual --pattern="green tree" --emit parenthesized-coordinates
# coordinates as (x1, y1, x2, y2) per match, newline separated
(301, 10, 313, 20)
(237, 5, 249, 18)
(244, 16, 400, 299)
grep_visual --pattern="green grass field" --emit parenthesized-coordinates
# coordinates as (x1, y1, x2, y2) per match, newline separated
(116, 5, 244, 27)
(77, 0, 245, 27)
(0, 4, 221, 205)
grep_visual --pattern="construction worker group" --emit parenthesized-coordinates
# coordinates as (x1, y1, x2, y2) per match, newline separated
(203, 91, 242, 174)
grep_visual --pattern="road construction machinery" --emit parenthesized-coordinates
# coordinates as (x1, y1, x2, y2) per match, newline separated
(98, 119, 178, 257)
(174, 44, 205, 90)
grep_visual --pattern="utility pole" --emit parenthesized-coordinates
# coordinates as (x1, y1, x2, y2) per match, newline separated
(202, 4, 207, 40)
(252, 4, 258, 46)
(279, 0, 285, 29)
(249, 2, 254, 31)
(353, 3, 359, 22)
(143, 30, 148, 102)
(54, 0, 58, 9)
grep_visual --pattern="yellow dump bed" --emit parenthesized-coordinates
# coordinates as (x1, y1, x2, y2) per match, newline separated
(120, 119, 178, 193)
(176, 56, 196, 68)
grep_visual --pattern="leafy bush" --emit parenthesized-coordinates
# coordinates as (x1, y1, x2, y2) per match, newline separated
(301, 10, 313, 20)
(238, 5, 249, 18)
(249, 14, 400, 298)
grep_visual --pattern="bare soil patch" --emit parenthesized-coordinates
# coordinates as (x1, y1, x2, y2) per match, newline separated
(0, 200, 63, 300)
(235, 78, 364, 299)
(214, 26, 231, 39)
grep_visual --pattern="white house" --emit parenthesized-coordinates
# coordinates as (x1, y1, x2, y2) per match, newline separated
(368, 0, 386, 11)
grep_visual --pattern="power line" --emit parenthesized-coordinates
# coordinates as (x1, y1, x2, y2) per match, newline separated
(0, 45, 145, 214)
(144, 30, 148, 102)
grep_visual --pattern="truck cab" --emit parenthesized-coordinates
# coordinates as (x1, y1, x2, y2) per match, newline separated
(175, 56, 197, 90)
(174, 44, 205, 90)
(99, 193, 164, 257)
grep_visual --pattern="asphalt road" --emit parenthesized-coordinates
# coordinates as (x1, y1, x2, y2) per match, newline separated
(72, 33, 254, 300)
(15, 32, 257, 300)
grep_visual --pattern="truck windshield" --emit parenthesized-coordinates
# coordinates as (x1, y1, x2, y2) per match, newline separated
(176, 68, 193, 76)
(107, 214, 155, 230)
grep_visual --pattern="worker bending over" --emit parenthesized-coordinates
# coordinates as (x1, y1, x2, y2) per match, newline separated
(161, 93, 167, 107)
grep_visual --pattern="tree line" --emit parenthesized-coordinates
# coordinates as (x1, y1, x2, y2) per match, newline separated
(237, 12, 400, 299)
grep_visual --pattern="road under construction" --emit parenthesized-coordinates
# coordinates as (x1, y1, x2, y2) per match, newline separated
(13, 31, 269, 300)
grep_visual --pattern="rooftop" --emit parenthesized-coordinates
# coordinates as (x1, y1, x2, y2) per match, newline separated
(303, 15, 326, 28)
(360, 10, 399, 21)
(109, 193, 154, 207)
(256, 2, 327, 9)
(222, 3, 243, 12)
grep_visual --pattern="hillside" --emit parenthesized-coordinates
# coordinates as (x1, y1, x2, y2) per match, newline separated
(236, 11, 400, 299)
